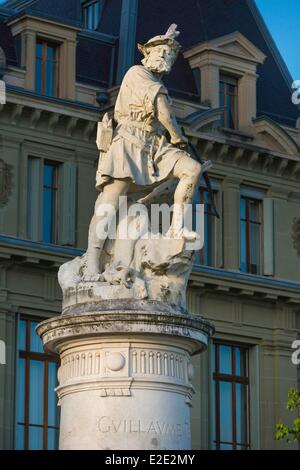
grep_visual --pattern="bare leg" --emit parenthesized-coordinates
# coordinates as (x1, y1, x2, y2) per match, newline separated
(168, 154, 212, 239)
(85, 179, 130, 279)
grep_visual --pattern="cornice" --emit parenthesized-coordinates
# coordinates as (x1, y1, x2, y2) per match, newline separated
(0, 235, 83, 269)
(0, 88, 101, 142)
(184, 127, 300, 182)
(189, 266, 300, 306)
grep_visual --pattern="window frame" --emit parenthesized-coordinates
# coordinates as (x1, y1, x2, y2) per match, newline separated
(219, 73, 239, 130)
(194, 179, 222, 268)
(240, 194, 263, 275)
(27, 157, 62, 245)
(35, 39, 59, 97)
(42, 160, 60, 245)
(212, 340, 251, 450)
(16, 317, 60, 450)
(82, 0, 103, 31)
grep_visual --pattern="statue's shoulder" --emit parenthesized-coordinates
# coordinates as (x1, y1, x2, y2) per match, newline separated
(125, 65, 154, 81)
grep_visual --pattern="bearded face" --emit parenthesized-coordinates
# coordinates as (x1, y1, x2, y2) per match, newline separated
(142, 45, 177, 74)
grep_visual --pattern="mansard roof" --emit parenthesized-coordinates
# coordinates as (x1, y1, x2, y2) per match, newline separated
(1, 0, 299, 128)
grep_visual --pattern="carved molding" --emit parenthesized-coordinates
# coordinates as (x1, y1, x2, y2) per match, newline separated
(292, 217, 300, 258)
(0, 159, 13, 208)
(0, 100, 98, 143)
(58, 346, 188, 386)
(195, 137, 300, 181)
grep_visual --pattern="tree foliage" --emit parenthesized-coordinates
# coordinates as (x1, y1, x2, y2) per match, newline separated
(275, 388, 300, 444)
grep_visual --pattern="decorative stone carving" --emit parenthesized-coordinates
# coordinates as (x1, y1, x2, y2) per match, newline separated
(37, 306, 213, 450)
(0, 159, 13, 208)
(292, 217, 300, 257)
(106, 352, 126, 372)
(58, 23, 212, 312)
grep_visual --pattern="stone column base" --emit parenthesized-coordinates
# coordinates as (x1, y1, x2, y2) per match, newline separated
(37, 300, 214, 450)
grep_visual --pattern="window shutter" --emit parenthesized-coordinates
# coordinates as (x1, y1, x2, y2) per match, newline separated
(59, 161, 76, 246)
(263, 198, 274, 276)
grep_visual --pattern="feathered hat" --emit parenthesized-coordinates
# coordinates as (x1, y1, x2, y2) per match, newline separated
(138, 24, 181, 56)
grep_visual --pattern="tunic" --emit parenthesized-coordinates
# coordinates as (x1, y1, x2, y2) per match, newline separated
(97, 65, 186, 190)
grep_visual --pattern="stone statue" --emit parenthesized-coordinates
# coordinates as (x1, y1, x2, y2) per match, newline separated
(59, 24, 212, 311)
(39, 26, 215, 451)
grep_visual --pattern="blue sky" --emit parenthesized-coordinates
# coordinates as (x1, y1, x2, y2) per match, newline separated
(0, 0, 298, 79)
(255, 0, 299, 80)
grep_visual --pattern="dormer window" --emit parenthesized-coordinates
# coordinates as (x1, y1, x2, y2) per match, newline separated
(219, 74, 238, 129)
(183, 32, 266, 133)
(83, 0, 102, 30)
(7, 14, 79, 100)
(35, 40, 58, 97)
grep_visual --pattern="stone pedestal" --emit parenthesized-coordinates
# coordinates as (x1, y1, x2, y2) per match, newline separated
(37, 299, 214, 450)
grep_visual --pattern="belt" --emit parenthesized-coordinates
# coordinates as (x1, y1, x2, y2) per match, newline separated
(117, 127, 147, 149)
(117, 127, 159, 177)
(117, 120, 155, 132)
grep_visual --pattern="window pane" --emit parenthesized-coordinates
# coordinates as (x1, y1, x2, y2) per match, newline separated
(235, 347, 246, 376)
(240, 198, 246, 220)
(236, 383, 248, 445)
(30, 321, 44, 353)
(94, 1, 100, 29)
(220, 443, 233, 450)
(35, 58, 42, 94)
(46, 60, 55, 96)
(17, 358, 25, 423)
(219, 381, 233, 443)
(43, 163, 57, 244)
(88, 5, 93, 29)
(16, 424, 24, 450)
(29, 360, 44, 425)
(47, 45, 55, 61)
(249, 200, 260, 223)
(36, 42, 43, 58)
(219, 83, 223, 106)
(48, 362, 58, 427)
(43, 188, 53, 243)
(44, 163, 55, 187)
(240, 220, 247, 272)
(219, 77, 237, 129)
(212, 375, 216, 443)
(18, 319, 26, 351)
(29, 426, 43, 450)
(229, 94, 236, 128)
(219, 345, 232, 374)
(192, 67, 201, 95)
(250, 222, 260, 274)
(48, 428, 59, 450)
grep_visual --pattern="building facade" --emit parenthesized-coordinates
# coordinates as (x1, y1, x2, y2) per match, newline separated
(0, 0, 299, 450)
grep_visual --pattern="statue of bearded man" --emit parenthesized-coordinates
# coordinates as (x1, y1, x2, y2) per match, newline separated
(85, 24, 211, 280)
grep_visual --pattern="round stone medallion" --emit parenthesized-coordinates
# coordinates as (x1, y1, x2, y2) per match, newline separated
(106, 352, 125, 371)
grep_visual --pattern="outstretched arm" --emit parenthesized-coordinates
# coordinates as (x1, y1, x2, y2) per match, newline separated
(156, 94, 188, 147)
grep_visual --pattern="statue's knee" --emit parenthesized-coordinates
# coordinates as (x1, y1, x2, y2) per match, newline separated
(182, 159, 201, 181)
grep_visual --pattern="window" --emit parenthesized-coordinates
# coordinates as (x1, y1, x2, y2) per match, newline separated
(27, 157, 76, 246)
(213, 342, 250, 450)
(194, 186, 218, 267)
(43, 162, 59, 244)
(192, 68, 201, 96)
(219, 74, 238, 129)
(27, 158, 60, 244)
(240, 196, 262, 274)
(83, 0, 103, 30)
(16, 319, 59, 450)
(35, 40, 58, 97)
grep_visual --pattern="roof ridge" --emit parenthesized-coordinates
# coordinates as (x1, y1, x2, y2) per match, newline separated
(2, 0, 38, 11)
